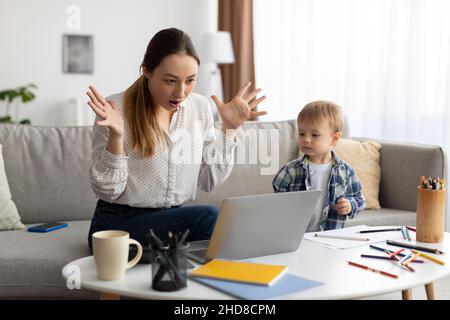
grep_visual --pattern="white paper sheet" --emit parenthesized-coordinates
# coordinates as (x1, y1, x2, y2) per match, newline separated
(303, 225, 413, 249)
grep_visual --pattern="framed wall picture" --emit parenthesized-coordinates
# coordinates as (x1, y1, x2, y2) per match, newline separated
(62, 34, 94, 74)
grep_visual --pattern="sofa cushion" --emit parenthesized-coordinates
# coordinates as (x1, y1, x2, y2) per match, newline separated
(188, 120, 299, 206)
(0, 125, 98, 224)
(0, 144, 25, 230)
(346, 208, 416, 228)
(0, 220, 96, 298)
(333, 139, 382, 209)
(0, 193, 24, 230)
(355, 138, 447, 212)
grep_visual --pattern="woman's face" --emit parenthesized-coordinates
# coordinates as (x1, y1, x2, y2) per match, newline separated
(145, 53, 198, 113)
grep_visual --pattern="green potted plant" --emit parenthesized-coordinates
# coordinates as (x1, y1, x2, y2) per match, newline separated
(0, 83, 38, 124)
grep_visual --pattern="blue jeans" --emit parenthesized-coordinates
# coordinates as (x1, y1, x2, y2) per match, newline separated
(88, 200, 219, 251)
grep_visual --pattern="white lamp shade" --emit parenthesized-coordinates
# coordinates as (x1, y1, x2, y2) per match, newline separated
(202, 32, 235, 64)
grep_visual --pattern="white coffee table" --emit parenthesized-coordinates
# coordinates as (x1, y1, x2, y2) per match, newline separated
(62, 232, 450, 300)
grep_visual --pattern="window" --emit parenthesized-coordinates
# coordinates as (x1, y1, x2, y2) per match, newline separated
(254, 0, 450, 148)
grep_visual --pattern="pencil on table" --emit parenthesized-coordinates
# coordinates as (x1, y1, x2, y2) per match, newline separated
(386, 251, 415, 272)
(400, 227, 407, 240)
(361, 254, 395, 261)
(386, 240, 445, 254)
(404, 227, 411, 241)
(399, 253, 413, 265)
(314, 234, 369, 241)
(347, 261, 398, 279)
(411, 249, 445, 266)
(388, 248, 404, 258)
(369, 244, 424, 262)
(358, 228, 402, 233)
(403, 253, 420, 266)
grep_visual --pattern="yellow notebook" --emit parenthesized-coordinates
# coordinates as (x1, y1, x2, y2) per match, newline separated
(191, 259, 288, 286)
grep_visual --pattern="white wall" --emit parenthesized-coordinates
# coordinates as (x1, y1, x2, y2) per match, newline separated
(0, 0, 218, 126)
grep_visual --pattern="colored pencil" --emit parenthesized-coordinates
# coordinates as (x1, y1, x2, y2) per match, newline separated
(399, 253, 413, 265)
(314, 234, 369, 241)
(404, 227, 411, 241)
(386, 240, 445, 254)
(384, 252, 415, 272)
(400, 227, 407, 240)
(361, 254, 395, 261)
(358, 228, 402, 234)
(403, 253, 420, 266)
(411, 249, 445, 266)
(388, 248, 405, 258)
(347, 261, 398, 279)
(369, 245, 424, 263)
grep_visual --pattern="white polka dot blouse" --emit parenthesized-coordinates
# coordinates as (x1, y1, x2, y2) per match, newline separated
(89, 92, 237, 208)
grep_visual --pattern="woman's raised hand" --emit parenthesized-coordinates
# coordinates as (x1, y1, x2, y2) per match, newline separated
(87, 85, 124, 138)
(211, 82, 267, 130)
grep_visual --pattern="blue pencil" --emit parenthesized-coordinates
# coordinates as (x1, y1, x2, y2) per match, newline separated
(400, 227, 407, 240)
(369, 244, 424, 263)
(404, 227, 411, 241)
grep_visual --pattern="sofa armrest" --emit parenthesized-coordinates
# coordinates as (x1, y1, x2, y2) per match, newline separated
(354, 137, 447, 212)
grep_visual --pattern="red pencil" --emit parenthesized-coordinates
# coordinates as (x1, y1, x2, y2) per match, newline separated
(347, 261, 399, 279)
(406, 226, 416, 232)
(388, 248, 405, 258)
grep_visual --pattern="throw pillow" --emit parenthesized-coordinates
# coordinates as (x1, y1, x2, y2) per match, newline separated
(333, 139, 382, 209)
(0, 144, 25, 230)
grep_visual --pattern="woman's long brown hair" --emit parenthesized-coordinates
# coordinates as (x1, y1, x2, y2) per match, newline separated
(123, 28, 200, 158)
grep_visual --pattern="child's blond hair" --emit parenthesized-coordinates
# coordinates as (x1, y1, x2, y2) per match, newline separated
(297, 100, 343, 133)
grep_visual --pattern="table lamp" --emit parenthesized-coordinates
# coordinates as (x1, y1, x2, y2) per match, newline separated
(202, 32, 235, 119)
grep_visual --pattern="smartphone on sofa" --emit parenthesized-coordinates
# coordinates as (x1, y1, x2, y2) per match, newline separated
(27, 222, 68, 233)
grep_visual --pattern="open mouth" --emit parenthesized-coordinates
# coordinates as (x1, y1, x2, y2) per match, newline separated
(169, 100, 182, 108)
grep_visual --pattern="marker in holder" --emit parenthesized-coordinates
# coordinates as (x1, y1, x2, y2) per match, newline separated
(146, 229, 190, 291)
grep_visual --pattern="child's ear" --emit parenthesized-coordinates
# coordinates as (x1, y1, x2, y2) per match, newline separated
(332, 131, 341, 146)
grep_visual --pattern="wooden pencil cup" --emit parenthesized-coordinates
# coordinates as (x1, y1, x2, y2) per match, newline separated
(416, 187, 446, 243)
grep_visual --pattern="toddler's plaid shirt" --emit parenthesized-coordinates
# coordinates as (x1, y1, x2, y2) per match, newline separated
(272, 151, 366, 230)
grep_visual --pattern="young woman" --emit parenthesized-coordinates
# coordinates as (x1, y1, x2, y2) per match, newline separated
(87, 28, 266, 248)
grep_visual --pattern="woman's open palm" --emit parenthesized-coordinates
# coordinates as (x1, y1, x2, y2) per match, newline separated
(211, 82, 267, 130)
(87, 85, 124, 137)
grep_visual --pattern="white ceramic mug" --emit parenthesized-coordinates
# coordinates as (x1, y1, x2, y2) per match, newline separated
(92, 230, 143, 281)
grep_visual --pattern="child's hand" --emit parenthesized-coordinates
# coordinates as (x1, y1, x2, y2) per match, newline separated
(336, 197, 352, 215)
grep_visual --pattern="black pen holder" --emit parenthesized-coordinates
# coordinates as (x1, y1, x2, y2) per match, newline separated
(150, 244, 189, 291)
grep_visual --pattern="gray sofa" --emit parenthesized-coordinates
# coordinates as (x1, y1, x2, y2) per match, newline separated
(0, 120, 447, 299)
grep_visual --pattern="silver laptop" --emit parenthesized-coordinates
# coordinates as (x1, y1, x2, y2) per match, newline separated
(186, 190, 322, 264)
